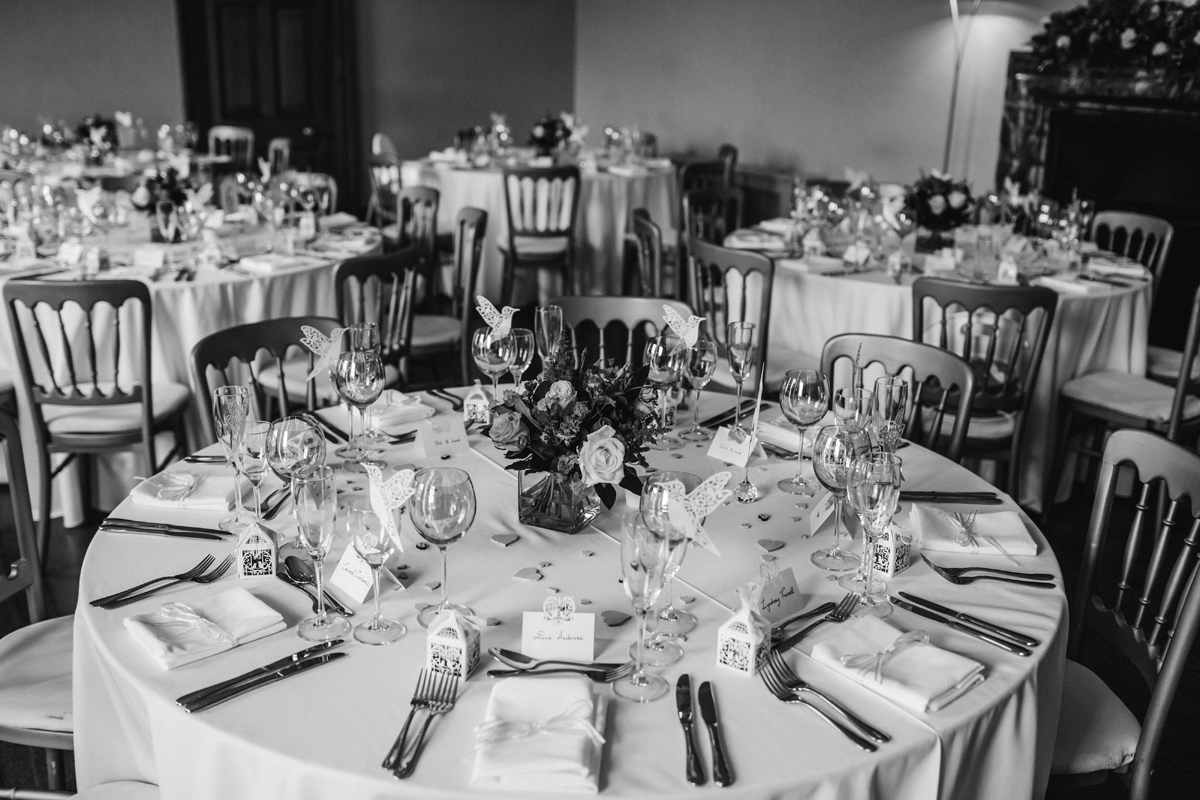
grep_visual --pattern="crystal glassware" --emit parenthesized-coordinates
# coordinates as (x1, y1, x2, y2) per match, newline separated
(471, 327, 514, 405)
(342, 322, 386, 446)
(614, 511, 670, 703)
(240, 420, 272, 533)
(212, 386, 251, 532)
(534, 304, 563, 361)
(293, 466, 350, 641)
(811, 424, 871, 571)
(332, 351, 385, 473)
(266, 415, 325, 543)
(507, 327, 535, 385)
(872, 376, 909, 454)
(155, 200, 177, 242)
(726, 321, 757, 437)
(777, 369, 830, 494)
(633, 472, 700, 667)
(680, 339, 718, 442)
(833, 387, 874, 430)
(840, 452, 902, 617)
(644, 334, 684, 451)
(409, 468, 477, 628)
(346, 494, 406, 645)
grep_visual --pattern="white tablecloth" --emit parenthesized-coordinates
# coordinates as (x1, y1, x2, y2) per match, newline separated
(401, 161, 676, 302)
(767, 265, 1151, 511)
(74, 395, 1067, 799)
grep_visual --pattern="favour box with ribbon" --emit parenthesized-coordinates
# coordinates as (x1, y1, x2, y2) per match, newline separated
(717, 582, 771, 675)
(427, 608, 481, 680)
(463, 380, 491, 425)
(235, 526, 277, 579)
(870, 524, 911, 578)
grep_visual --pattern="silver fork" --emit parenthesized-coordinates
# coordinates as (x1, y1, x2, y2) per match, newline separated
(763, 649, 890, 743)
(486, 662, 636, 682)
(774, 593, 860, 652)
(394, 672, 460, 778)
(90, 554, 216, 607)
(382, 670, 441, 770)
(760, 663, 877, 752)
(99, 555, 235, 609)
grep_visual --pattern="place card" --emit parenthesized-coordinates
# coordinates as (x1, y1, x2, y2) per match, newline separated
(328, 544, 405, 604)
(133, 246, 166, 270)
(995, 255, 1020, 285)
(707, 426, 755, 468)
(803, 490, 836, 538)
(757, 566, 804, 624)
(521, 596, 595, 662)
(58, 241, 84, 265)
(418, 415, 470, 459)
(298, 212, 317, 241)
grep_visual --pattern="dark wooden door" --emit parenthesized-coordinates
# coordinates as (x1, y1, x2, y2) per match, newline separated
(176, 0, 362, 211)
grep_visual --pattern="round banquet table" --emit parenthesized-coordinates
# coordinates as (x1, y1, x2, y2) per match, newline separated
(74, 395, 1067, 800)
(401, 160, 676, 303)
(762, 258, 1151, 512)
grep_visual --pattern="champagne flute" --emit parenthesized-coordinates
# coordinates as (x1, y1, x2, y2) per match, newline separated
(332, 351, 385, 473)
(347, 494, 406, 644)
(240, 420, 272, 534)
(680, 339, 718, 442)
(726, 321, 757, 437)
(409, 468, 477, 629)
(811, 425, 871, 571)
(777, 369, 830, 494)
(644, 334, 684, 451)
(507, 327, 535, 385)
(294, 466, 350, 641)
(872, 376, 909, 454)
(840, 452, 902, 617)
(471, 327, 514, 405)
(534, 304, 563, 361)
(212, 386, 251, 532)
(614, 511, 670, 703)
(635, 472, 700, 667)
(833, 387, 873, 429)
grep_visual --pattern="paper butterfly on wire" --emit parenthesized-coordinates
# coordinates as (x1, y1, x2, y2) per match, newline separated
(476, 296, 517, 338)
(364, 464, 416, 549)
(662, 305, 704, 350)
(299, 325, 347, 382)
(662, 471, 733, 556)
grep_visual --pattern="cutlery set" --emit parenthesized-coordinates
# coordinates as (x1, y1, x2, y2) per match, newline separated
(277, 556, 354, 617)
(484, 647, 634, 681)
(90, 554, 235, 609)
(891, 593, 1039, 657)
(699, 400, 768, 430)
(426, 388, 465, 411)
(98, 517, 231, 541)
(676, 675, 733, 787)
(382, 669, 460, 779)
(177, 640, 346, 712)
(898, 490, 1003, 505)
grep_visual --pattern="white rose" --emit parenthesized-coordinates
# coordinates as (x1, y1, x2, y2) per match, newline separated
(579, 425, 626, 486)
(130, 185, 150, 207)
(1185, 0, 1198, 7)
(545, 380, 575, 407)
(1120, 28, 1137, 50)
(1057, 35, 1071, 49)
(928, 195, 947, 215)
(948, 190, 967, 210)
(1152, 42, 1169, 57)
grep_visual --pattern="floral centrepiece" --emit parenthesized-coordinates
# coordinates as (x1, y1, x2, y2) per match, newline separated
(485, 335, 651, 533)
(528, 112, 588, 157)
(1031, 0, 1200, 74)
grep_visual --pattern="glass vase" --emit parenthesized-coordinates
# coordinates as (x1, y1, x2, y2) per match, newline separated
(517, 470, 601, 534)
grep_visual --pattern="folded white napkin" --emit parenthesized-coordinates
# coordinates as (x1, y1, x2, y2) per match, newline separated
(758, 217, 799, 236)
(1087, 258, 1147, 278)
(605, 164, 647, 177)
(911, 504, 1037, 556)
(724, 230, 786, 251)
(642, 158, 673, 170)
(811, 616, 985, 713)
(776, 255, 846, 275)
(1035, 275, 1101, 295)
(130, 470, 245, 512)
(124, 587, 286, 670)
(237, 254, 326, 274)
(471, 677, 607, 793)
(374, 390, 435, 427)
(319, 212, 358, 231)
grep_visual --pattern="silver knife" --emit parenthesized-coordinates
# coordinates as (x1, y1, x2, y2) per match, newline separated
(898, 592, 1041, 648)
(698, 682, 733, 787)
(102, 518, 232, 536)
(176, 640, 344, 706)
(890, 596, 1032, 657)
(676, 675, 705, 786)
(182, 651, 347, 712)
(98, 526, 225, 541)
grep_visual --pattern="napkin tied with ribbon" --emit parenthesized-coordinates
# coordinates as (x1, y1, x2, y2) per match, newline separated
(911, 504, 1037, 557)
(373, 389, 435, 427)
(130, 470, 246, 512)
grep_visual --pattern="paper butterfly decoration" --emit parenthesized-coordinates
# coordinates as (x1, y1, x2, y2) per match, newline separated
(364, 464, 416, 549)
(476, 295, 517, 338)
(662, 471, 733, 556)
(258, 157, 272, 183)
(663, 305, 704, 350)
(299, 325, 347, 382)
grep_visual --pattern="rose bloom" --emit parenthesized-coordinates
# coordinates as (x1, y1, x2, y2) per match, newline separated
(1152, 42, 1169, 57)
(131, 185, 150, 207)
(579, 424, 626, 486)
(927, 195, 947, 215)
(489, 411, 529, 452)
(947, 190, 967, 209)
(545, 380, 576, 409)
(1057, 35, 1071, 49)
(1120, 28, 1137, 50)
(1186, 0, 1198, 8)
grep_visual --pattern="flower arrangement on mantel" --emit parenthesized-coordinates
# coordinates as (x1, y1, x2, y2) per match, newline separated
(1031, 0, 1200, 74)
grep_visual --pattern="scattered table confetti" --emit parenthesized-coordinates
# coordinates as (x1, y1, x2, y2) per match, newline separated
(492, 533, 520, 547)
(758, 539, 785, 552)
(601, 610, 632, 626)
(513, 567, 542, 582)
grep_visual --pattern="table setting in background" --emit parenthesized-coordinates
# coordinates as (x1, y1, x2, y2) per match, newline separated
(71, 301, 1067, 799)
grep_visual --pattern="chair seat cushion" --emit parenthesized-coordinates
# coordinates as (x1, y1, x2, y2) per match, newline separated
(43, 382, 189, 435)
(0, 615, 73, 734)
(500, 236, 569, 259)
(410, 314, 461, 350)
(710, 344, 821, 394)
(1052, 659, 1140, 776)
(258, 357, 402, 405)
(1061, 371, 1200, 424)
(74, 781, 161, 800)
(925, 409, 1016, 442)
(1147, 344, 1200, 384)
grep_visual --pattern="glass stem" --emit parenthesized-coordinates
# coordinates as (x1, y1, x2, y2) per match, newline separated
(794, 424, 806, 484)
(357, 406, 368, 453)
(659, 574, 676, 621)
(371, 565, 383, 628)
(831, 498, 842, 553)
(863, 526, 877, 598)
(251, 481, 262, 524)
(692, 389, 703, 432)
(312, 554, 327, 624)
(491, 375, 500, 404)
(439, 546, 449, 609)
(633, 607, 649, 684)
(232, 467, 245, 517)
(659, 386, 668, 434)
(734, 380, 744, 431)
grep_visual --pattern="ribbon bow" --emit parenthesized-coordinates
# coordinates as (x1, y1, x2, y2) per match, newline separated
(429, 606, 487, 632)
(840, 630, 929, 683)
(935, 508, 1019, 566)
(475, 700, 605, 748)
(159, 603, 237, 647)
(147, 471, 205, 502)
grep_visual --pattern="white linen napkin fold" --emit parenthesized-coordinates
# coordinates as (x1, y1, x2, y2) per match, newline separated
(1035, 275, 1102, 295)
(374, 390, 435, 427)
(605, 164, 647, 177)
(237, 253, 326, 274)
(911, 504, 1037, 557)
(130, 470, 245, 512)
(758, 217, 800, 236)
(471, 677, 607, 794)
(776, 256, 846, 275)
(724, 230, 786, 251)
(124, 587, 286, 670)
(810, 616, 985, 713)
(1088, 257, 1146, 278)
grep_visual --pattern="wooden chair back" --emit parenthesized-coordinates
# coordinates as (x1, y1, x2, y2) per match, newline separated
(294, 172, 338, 214)
(557, 295, 695, 369)
(1073, 429, 1200, 800)
(367, 152, 402, 228)
(628, 208, 664, 297)
(1091, 211, 1174, 289)
(821, 334, 976, 463)
(267, 137, 290, 173)
(683, 187, 744, 247)
(678, 160, 726, 197)
(449, 207, 488, 381)
(335, 247, 419, 371)
(207, 125, 254, 168)
(639, 132, 659, 159)
(0, 408, 47, 623)
(1164, 286, 1200, 441)
(191, 316, 341, 444)
(688, 238, 774, 384)
(0, 170, 33, 218)
(372, 132, 398, 157)
(717, 143, 739, 186)
(396, 186, 439, 286)
(501, 165, 581, 240)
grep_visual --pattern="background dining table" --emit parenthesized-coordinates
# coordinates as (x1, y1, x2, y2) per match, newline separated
(73, 393, 1067, 800)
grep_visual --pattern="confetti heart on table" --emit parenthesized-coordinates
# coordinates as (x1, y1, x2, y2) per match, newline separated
(740, 523, 752, 529)
(758, 539, 785, 552)
(425, 581, 440, 591)
(513, 567, 542, 582)
(679, 595, 696, 605)
(486, 617, 502, 626)
(492, 533, 520, 547)
(762, 554, 777, 562)
(581, 550, 594, 557)
(396, 572, 408, 580)
(579, 599, 592, 605)
(548, 587, 559, 593)
(601, 610, 632, 627)
(758, 513, 771, 521)
(539, 561, 552, 568)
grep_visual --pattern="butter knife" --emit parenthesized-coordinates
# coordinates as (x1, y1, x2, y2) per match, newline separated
(676, 675, 705, 786)
(176, 640, 344, 706)
(698, 682, 733, 787)
(182, 651, 347, 712)
(898, 592, 1041, 648)
(890, 596, 1032, 657)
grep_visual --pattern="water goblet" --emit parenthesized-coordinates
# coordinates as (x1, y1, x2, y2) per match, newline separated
(680, 339, 718, 442)
(839, 452, 901, 617)
(872, 376, 909, 454)
(613, 512, 670, 703)
(346, 494, 406, 645)
(507, 327, 535, 385)
(409, 468, 477, 628)
(342, 322, 386, 446)
(212, 385, 251, 532)
(644, 334, 684, 451)
(266, 415, 325, 543)
(471, 326, 515, 408)
(777, 369, 830, 494)
(811, 425, 871, 571)
(293, 467, 350, 641)
(332, 351, 385, 473)
(534, 304, 563, 361)
(726, 321, 757, 437)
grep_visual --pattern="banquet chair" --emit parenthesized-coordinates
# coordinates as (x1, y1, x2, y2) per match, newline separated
(557, 295, 694, 369)
(820, 334, 976, 464)
(0, 409, 74, 793)
(639, 132, 659, 159)
(499, 166, 581, 305)
(372, 132, 398, 158)
(292, 172, 338, 215)
(267, 137, 290, 174)
(718, 143, 739, 187)
(0, 170, 33, 216)
(335, 247, 420, 382)
(688, 238, 819, 396)
(207, 126, 254, 169)
(191, 316, 342, 444)
(394, 186, 440, 298)
(623, 208, 664, 297)
(3, 280, 190, 560)
(409, 207, 487, 387)
(1089, 211, 1173, 292)
(683, 187, 744, 247)
(912, 277, 1058, 502)
(367, 152, 402, 232)
(1048, 430, 1200, 800)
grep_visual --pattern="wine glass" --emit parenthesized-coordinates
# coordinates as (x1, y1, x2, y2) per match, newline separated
(872, 376, 909, 454)
(155, 200, 177, 242)
(833, 387, 873, 430)
(680, 339, 718, 442)
(644, 334, 684, 451)
(266, 415, 325, 544)
(614, 511, 670, 703)
(240, 420, 273, 534)
(471, 327, 514, 404)
(293, 466, 350, 641)
(534, 304, 563, 361)
(507, 327, 535, 385)
(345, 494, 406, 644)
(212, 386, 251, 532)
(777, 369, 830, 494)
(726, 321, 757, 437)
(343, 322, 386, 446)
(332, 351, 385, 473)
(634, 472, 700, 667)
(409, 468, 477, 629)
(840, 452, 902, 617)
(811, 425, 871, 571)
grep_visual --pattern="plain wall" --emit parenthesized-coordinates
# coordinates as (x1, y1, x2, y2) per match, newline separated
(574, 0, 1076, 189)
(0, 0, 185, 133)
(356, 0, 576, 159)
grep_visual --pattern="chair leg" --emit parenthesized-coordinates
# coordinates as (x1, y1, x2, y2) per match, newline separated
(43, 749, 63, 791)
(35, 448, 52, 568)
(1043, 406, 1075, 529)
